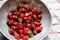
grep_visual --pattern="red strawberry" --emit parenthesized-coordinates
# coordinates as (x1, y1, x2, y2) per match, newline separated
(36, 26, 42, 33)
(13, 21, 18, 26)
(31, 24, 35, 29)
(21, 8, 27, 13)
(9, 28, 14, 34)
(24, 27, 30, 34)
(25, 20, 30, 24)
(36, 20, 40, 22)
(18, 24, 24, 29)
(29, 12, 33, 16)
(34, 21, 41, 26)
(7, 20, 14, 25)
(14, 33, 20, 39)
(23, 35, 29, 40)
(29, 6, 34, 10)
(17, 5, 21, 10)
(32, 9, 35, 13)
(11, 26, 18, 29)
(24, 17, 28, 20)
(28, 16, 33, 20)
(14, 12, 20, 16)
(11, 8, 16, 13)
(20, 34, 24, 38)
(18, 18, 22, 22)
(34, 9, 41, 14)
(38, 15, 42, 19)
(12, 15, 18, 19)
(7, 13, 12, 18)
(19, 29, 24, 34)
(20, 14, 25, 19)
(16, 29, 19, 33)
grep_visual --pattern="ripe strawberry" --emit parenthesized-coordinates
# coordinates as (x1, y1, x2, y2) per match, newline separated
(19, 29, 24, 34)
(23, 35, 29, 40)
(11, 26, 18, 29)
(34, 9, 41, 14)
(23, 23, 26, 27)
(18, 18, 22, 22)
(21, 8, 27, 13)
(12, 15, 18, 19)
(16, 29, 19, 33)
(36, 26, 42, 33)
(7, 20, 14, 25)
(25, 20, 30, 24)
(32, 9, 35, 13)
(36, 20, 40, 22)
(29, 6, 34, 10)
(7, 13, 12, 18)
(11, 8, 16, 13)
(14, 33, 20, 39)
(38, 15, 42, 19)
(17, 5, 21, 10)
(13, 21, 18, 26)
(24, 17, 28, 20)
(29, 12, 33, 16)
(28, 16, 33, 20)
(24, 27, 30, 34)
(34, 21, 41, 26)
(20, 14, 25, 19)
(18, 24, 24, 29)
(20, 34, 24, 38)
(9, 28, 14, 34)
(14, 12, 20, 16)
(31, 24, 35, 29)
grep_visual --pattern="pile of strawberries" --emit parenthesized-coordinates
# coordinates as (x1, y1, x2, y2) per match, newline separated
(7, 5, 42, 40)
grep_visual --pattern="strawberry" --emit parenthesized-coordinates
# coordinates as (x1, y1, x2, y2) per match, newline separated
(23, 23, 26, 27)
(11, 26, 18, 29)
(7, 13, 12, 18)
(13, 21, 18, 26)
(9, 28, 14, 34)
(20, 14, 25, 19)
(29, 12, 33, 16)
(14, 12, 20, 16)
(17, 5, 21, 10)
(18, 24, 24, 29)
(25, 20, 30, 24)
(20, 34, 24, 38)
(7, 20, 14, 25)
(21, 8, 27, 13)
(34, 9, 41, 14)
(24, 27, 30, 34)
(31, 24, 35, 29)
(18, 18, 22, 22)
(12, 15, 18, 19)
(23, 35, 29, 40)
(24, 17, 28, 20)
(14, 33, 20, 39)
(32, 9, 35, 13)
(38, 15, 42, 19)
(33, 30, 37, 35)
(11, 8, 16, 13)
(34, 21, 41, 26)
(28, 16, 33, 20)
(29, 6, 34, 10)
(19, 29, 24, 34)
(36, 26, 42, 33)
